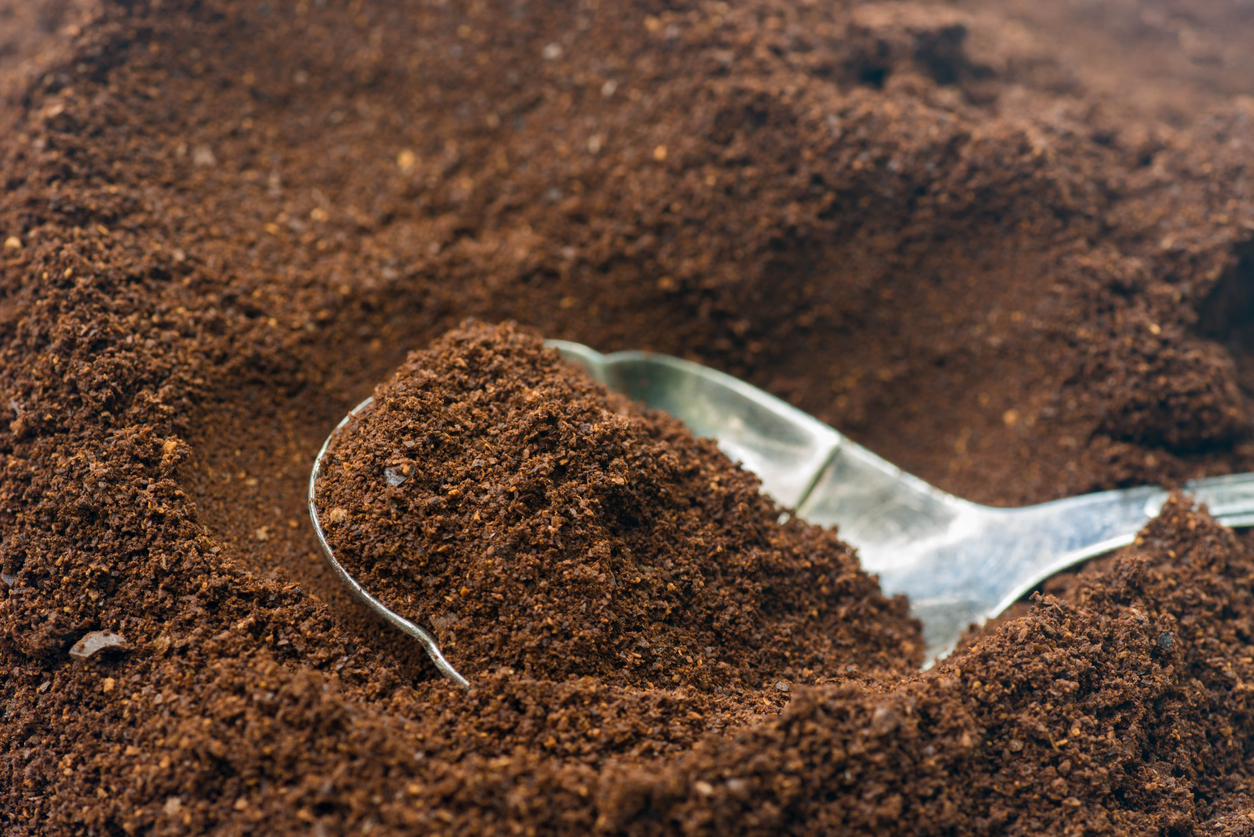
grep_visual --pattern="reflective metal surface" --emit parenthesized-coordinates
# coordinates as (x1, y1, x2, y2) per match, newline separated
(551, 340, 1254, 665)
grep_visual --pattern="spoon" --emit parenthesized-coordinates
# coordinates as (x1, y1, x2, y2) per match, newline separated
(547, 341, 1254, 664)
(309, 340, 1254, 683)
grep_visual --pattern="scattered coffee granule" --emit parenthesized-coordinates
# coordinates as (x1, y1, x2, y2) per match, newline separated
(315, 321, 921, 688)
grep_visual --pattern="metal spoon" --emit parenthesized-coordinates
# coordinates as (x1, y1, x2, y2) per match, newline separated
(548, 340, 1254, 665)
(309, 340, 1254, 683)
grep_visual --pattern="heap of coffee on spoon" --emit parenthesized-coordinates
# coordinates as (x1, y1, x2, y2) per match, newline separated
(311, 320, 1254, 686)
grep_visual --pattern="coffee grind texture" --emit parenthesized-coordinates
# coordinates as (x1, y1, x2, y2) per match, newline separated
(314, 322, 919, 688)
(4, 0, 1254, 834)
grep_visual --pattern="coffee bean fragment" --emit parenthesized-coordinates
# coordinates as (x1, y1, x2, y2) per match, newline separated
(68, 631, 129, 660)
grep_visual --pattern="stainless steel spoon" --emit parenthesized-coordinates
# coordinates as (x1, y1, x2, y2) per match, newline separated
(548, 340, 1254, 665)
(309, 340, 1254, 684)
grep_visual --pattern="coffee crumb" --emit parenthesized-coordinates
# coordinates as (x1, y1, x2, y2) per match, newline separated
(68, 631, 129, 660)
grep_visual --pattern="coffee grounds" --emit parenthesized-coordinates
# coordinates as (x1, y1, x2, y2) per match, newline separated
(602, 498, 1254, 835)
(314, 321, 920, 688)
(3, 0, 1254, 834)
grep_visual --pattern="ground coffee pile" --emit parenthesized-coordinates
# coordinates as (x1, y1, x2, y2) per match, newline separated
(606, 497, 1254, 835)
(5, 0, 1254, 834)
(315, 321, 918, 687)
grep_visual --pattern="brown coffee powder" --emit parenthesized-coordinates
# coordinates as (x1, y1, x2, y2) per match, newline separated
(602, 497, 1254, 835)
(315, 321, 920, 688)
(4, 0, 1254, 834)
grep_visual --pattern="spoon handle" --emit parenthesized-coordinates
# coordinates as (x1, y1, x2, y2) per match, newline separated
(1182, 472, 1254, 528)
(802, 462, 1254, 663)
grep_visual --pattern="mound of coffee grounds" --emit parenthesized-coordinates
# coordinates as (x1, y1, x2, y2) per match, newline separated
(315, 321, 920, 687)
(603, 497, 1254, 835)
(3, 0, 1254, 834)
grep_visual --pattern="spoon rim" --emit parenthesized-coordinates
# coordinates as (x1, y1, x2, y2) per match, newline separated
(308, 396, 471, 689)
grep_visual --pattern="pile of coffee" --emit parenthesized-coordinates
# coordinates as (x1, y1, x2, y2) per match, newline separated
(314, 321, 919, 687)
(4, 0, 1254, 834)
(603, 497, 1254, 834)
